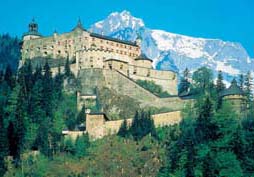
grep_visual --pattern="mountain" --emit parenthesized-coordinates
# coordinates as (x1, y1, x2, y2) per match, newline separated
(90, 11, 254, 84)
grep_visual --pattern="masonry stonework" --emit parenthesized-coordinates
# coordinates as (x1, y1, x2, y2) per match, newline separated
(86, 111, 182, 139)
(21, 19, 178, 95)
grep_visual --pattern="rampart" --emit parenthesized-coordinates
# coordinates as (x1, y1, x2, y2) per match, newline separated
(86, 111, 182, 139)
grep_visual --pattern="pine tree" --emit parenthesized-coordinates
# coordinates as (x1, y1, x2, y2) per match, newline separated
(53, 65, 63, 100)
(76, 105, 86, 126)
(75, 133, 90, 158)
(178, 68, 190, 95)
(216, 71, 225, 93)
(239, 74, 244, 90)
(64, 57, 71, 77)
(244, 71, 253, 105)
(202, 152, 216, 177)
(195, 96, 216, 143)
(0, 106, 8, 176)
(33, 65, 43, 83)
(216, 71, 225, 109)
(30, 78, 45, 124)
(4, 64, 14, 88)
(129, 111, 141, 141)
(117, 118, 129, 138)
(42, 61, 54, 117)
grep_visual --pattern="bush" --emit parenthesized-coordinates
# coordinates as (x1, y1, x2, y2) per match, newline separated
(136, 80, 171, 97)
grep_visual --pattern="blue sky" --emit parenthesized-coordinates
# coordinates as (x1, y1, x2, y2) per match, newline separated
(0, 0, 253, 57)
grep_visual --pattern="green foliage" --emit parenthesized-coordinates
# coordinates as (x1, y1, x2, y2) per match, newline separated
(178, 68, 191, 96)
(192, 66, 214, 94)
(64, 57, 71, 78)
(98, 87, 140, 120)
(244, 71, 253, 105)
(116, 110, 157, 141)
(0, 105, 8, 176)
(215, 151, 243, 177)
(76, 105, 86, 126)
(64, 138, 75, 155)
(74, 133, 90, 158)
(117, 118, 129, 138)
(0, 34, 20, 71)
(136, 79, 171, 97)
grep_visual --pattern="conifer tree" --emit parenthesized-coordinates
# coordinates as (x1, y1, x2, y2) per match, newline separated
(53, 65, 63, 100)
(244, 71, 253, 104)
(117, 118, 129, 138)
(216, 71, 225, 109)
(33, 65, 43, 83)
(76, 105, 86, 126)
(195, 96, 216, 143)
(75, 133, 90, 158)
(4, 64, 14, 88)
(178, 68, 190, 95)
(0, 106, 8, 176)
(64, 57, 71, 77)
(239, 74, 244, 90)
(42, 61, 53, 117)
(216, 71, 225, 93)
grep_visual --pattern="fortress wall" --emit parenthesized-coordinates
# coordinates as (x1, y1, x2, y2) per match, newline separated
(102, 69, 158, 103)
(104, 118, 133, 135)
(152, 111, 182, 127)
(78, 68, 186, 110)
(128, 65, 178, 95)
(86, 111, 182, 140)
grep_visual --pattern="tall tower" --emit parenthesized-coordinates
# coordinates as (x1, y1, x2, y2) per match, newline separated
(23, 18, 42, 41)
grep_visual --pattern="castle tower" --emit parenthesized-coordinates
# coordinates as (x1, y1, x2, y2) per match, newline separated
(220, 78, 247, 117)
(72, 18, 86, 31)
(23, 18, 42, 41)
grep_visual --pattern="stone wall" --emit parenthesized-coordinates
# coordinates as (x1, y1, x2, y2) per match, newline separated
(86, 111, 182, 140)
(77, 68, 187, 113)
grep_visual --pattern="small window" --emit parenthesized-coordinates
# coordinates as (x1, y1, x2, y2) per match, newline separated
(91, 65, 93, 68)
(120, 64, 123, 70)
(58, 50, 61, 54)
(133, 67, 137, 74)
(44, 51, 47, 55)
(147, 70, 151, 77)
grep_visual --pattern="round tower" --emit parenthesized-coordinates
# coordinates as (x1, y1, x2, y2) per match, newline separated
(22, 18, 42, 41)
(220, 78, 247, 116)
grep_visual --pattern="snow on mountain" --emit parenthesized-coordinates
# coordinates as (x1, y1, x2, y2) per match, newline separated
(89, 11, 253, 83)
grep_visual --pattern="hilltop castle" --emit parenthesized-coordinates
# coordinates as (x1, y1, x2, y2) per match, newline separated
(21, 19, 178, 95)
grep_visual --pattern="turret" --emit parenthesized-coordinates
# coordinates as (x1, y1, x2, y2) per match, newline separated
(23, 18, 42, 41)
(220, 78, 248, 116)
(72, 18, 86, 31)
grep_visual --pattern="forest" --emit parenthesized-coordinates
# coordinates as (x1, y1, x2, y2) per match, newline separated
(0, 35, 254, 177)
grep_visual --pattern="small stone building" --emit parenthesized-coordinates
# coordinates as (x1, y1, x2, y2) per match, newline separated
(220, 78, 247, 116)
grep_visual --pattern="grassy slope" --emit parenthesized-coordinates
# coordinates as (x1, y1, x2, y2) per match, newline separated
(5, 135, 165, 177)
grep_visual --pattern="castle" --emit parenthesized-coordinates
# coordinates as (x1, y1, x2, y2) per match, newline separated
(21, 19, 178, 95)
(21, 19, 189, 139)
